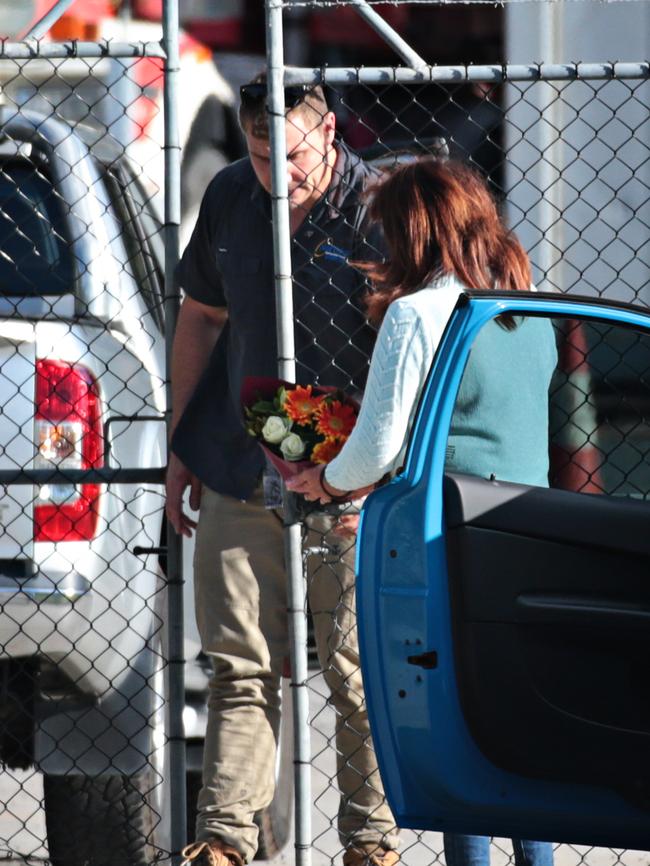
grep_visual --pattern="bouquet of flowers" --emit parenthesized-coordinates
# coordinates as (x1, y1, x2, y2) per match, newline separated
(241, 376, 359, 480)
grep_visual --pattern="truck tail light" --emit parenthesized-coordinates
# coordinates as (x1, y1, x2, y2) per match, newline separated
(34, 359, 103, 542)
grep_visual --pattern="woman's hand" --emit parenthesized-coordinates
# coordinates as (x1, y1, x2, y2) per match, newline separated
(286, 465, 342, 503)
(286, 465, 375, 504)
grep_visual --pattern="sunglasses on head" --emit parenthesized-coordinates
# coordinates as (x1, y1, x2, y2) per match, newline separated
(239, 83, 316, 109)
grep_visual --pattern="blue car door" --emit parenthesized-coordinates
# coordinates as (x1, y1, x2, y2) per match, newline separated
(357, 291, 650, 850)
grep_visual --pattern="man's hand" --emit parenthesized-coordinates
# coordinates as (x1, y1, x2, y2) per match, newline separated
(166, 296, 226, 538)
(332, 511, 361, 538)
(165, 452, 201, 538)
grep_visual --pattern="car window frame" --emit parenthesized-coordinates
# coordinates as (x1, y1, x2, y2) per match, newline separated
(101, 162, 165, 334)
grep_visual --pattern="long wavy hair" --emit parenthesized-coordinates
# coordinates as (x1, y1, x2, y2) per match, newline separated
(362, 158, 531, 326)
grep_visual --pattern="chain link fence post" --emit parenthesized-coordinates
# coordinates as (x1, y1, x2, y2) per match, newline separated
(163, 0, 186, 862)
(265, 3, 314, 866)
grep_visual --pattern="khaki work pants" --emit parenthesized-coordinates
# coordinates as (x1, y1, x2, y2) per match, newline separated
(193, 485, 399, 862)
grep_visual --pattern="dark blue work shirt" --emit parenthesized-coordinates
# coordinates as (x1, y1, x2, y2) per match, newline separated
(172, 141, 381, 499)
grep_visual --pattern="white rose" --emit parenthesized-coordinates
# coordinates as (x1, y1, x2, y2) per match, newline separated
(279, 432, 306, 461)
(262, 416, 291, 444)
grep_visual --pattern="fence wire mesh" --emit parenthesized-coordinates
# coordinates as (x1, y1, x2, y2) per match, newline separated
(0, 3, 649, 866)
(0, 47, 172, 865)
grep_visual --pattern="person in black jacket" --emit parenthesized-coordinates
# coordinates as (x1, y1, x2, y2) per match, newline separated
(167, 76, 398, 866)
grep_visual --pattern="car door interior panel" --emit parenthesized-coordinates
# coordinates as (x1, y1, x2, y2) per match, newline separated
(445, 472, 650, 798)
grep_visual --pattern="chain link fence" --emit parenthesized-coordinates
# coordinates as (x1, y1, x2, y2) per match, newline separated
(0, 37, 175, 865)
(0, 1, 649, 865)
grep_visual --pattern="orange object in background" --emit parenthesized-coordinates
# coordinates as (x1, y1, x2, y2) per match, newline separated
(50, 0, 114, 40)
(50, 18, 100, 41)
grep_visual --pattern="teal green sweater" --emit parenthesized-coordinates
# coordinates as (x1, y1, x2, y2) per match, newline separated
(446, 316, 558, 488)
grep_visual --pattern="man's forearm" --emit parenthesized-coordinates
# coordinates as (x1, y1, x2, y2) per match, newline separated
(170, 297, 227, 435)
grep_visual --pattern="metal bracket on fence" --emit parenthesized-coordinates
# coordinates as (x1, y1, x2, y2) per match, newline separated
(303, 546, 330, 560)
(133, 546, 167, 557)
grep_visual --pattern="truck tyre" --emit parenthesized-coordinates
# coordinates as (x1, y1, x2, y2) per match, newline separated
(43, 772, 159, 866)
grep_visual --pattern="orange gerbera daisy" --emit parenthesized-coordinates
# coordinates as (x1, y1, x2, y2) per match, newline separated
(315, 400, 357, 440)
(283, 386, 323, 424)
(311, 437, 344, 464)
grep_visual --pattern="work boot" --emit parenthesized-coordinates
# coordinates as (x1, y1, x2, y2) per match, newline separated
(343, 843, 400, 866)
(181, 840, 245, 866)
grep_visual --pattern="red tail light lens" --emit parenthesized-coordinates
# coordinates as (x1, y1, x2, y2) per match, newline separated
(34, 359, 103, 542)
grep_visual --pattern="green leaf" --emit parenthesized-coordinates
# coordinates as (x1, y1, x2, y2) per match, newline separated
(251, 399, 276, 414)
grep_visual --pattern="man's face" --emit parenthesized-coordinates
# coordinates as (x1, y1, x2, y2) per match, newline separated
(245, 110, 336, 212)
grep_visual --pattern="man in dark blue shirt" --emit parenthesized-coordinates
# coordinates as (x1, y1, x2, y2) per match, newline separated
(167, 79, 399, 866)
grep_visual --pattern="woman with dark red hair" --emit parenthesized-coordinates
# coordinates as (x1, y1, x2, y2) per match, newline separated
(289, 157, 556, 505)
(288, 157, 556, 866)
